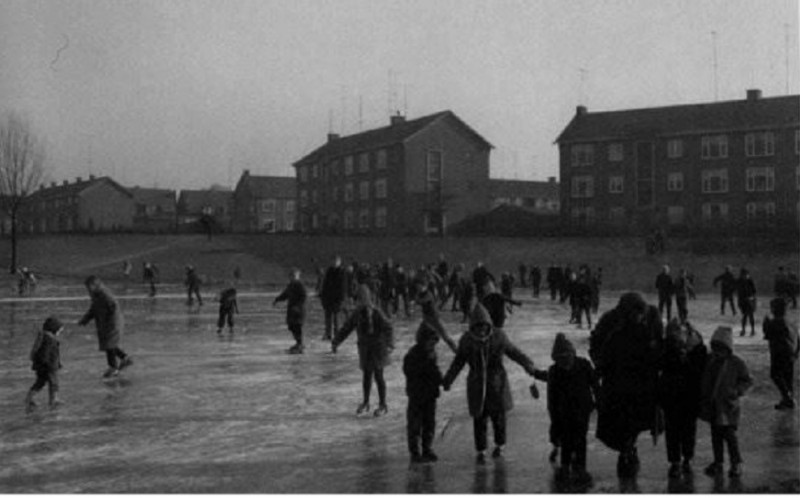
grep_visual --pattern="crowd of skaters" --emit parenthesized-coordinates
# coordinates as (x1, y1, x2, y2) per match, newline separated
(18, 251, 800, 488)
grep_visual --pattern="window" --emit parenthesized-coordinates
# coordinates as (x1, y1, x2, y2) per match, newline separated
(330, 159, 340, 177)
(359, 181, 370, 201)
(667, 172, 684, 191)
(311, 190, 318, 205)
(571, 175, 594, 198)
(344, 156, 354, 176)
(667, 139, 684, 159)
(608, 143, 623, 162)
(795, 129, 800, 155)
(745, 131, 775, 157)
(608, 206, 625, 224)
(424, 212, 444, 234)
(667, 206, 685, 225)
(571, 144, 594, 166)
(312, 163, 319, 179)
(285, 200, 295, 213)
(358, 208, 370, 229)
(375, 179, 387, 199)
(701, 202, 729, 221)
(299, 190, 308, 208)
(745, 167, 775, 192)
(375, 206, 387, 228)
(260, 199, 276, 213)
(746, 201, 776, 220)
(358, 152, 370, 173)
(344, 210, 354, 230)
(608, 176, 624, 194)
(261, 219, 275, 232)
(344, 183, 354, 203)
(298, 166, 308, 183)
(701, 135, 728, 159)
(570, 206, 596, 223)
(311, 213, 319, 229)
(427, 151, 443, 182)
(285, 218, 294, 231)
(701, 169, 729, 193)
(376, 149, 387, 170)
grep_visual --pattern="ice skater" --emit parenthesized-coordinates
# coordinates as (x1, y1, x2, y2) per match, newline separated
(332, 285, 394, 417)
(403, 322, 444, 463)
(414, 280, 457, 353)
(762, 298, 799, 410)
(217, 286, 238, 335)
(25, 316, 64, 410)
(185, 265, 203, 306)
(143, 262, 159, 297)
(78, 276, 133, 378)
(737, 269, 757, 337)
(273, 268, 307, 354)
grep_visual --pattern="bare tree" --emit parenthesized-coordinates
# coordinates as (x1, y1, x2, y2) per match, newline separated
(0, 112, 45, 273)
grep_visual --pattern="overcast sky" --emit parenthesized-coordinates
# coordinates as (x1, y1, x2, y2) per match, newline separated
(1, 0, 798, 190)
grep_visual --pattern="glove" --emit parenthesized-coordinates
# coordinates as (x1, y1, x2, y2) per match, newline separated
(529, 383, 540, 399)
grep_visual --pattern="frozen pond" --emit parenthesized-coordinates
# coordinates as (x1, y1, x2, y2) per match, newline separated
(1, 288, 798, 493)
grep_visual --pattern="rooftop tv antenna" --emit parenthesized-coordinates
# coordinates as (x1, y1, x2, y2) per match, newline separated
(712, 31, 719, 101)
(358, 95, 363, 131)
(578, 67, 588, 105)
(785, 23, 791, 95)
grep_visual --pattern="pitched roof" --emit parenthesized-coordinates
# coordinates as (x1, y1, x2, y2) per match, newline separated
(488, 178, 559, 199)
(29, 176, 133, 199)
(177, 189, 233, 214)
(293, 110, 492, 166)
(556, 94, 800, 144)
(129, 187, 177, 210)
(237, 173, 295, 198)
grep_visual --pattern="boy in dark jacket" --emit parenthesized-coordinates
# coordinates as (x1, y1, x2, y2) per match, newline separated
(658, 319, 708, 477)
(25, 316, 64, 410)
(656, 265, 675, 321)
(217, 287, 239, 335)
(737, 269, 757, 337)
(274, 269, 308, 354)
(763, 298, 799, 410)
(533, 333, 598, 483)
(403, 322, 444, 463)
(185, 265, 203, 306)
(713, 266, 738, 316)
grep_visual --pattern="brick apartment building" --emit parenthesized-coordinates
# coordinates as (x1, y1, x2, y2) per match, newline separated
(556, 89, 800, 233)
(129, 187, 177, 233)
(292, 111, 492, 236)
(231, 171, 296, 232)
(488, 177, 560, 214)
(19, 175, 134, 233)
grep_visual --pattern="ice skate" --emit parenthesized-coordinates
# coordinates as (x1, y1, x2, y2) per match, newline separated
(491, 445, 504, 458)
(103, 368, 120, 378)
(373, 404, 388, 417)
(728, 463, 742, 477)
(355, 402, 370, 415)
(118, 356, 133, 371)
(421, 449, 438, 462)
(704, 462, 723, 477)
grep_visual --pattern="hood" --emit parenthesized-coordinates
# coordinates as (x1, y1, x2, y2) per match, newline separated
(551, 332, 576, 360)
(617, 292, 647, 316)
(469, 303, 492, 328)
(710, 326, 733, 352)
(416, 321, 440, 344)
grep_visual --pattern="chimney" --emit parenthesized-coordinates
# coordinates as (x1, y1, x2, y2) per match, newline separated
(327, 133, 340, 143)
(89, 174, 96, 180)
(548, 176, 556, 183)
(50, 181, 56, 187)
(243, 169, 250, 177)
(746, 89, 762, 102)
(62, 180, 68, 186)
(390, 113, 406, 126)
(576, 105, 587, 116)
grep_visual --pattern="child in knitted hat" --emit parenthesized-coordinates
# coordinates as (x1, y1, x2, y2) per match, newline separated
(699, 326, 752, 478)
(25, 316, 64, 410)
(403, 321, 444, 463)
(533, 332, 598, 483)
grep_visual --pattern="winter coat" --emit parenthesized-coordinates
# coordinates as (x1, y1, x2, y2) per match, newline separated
(442, 328, 535, 417)
(657, 327, 708, 416)
(736, 278, 757, 311)
(535, 358, 597, 435)
(185, 269, 202, 289)
(219, 288, 238, 312)
(333, 306, 394, 371)
(655, 273, 674, 297)
(673, 276, 693, 301)
(589, 301, 664, 451)
(571, 279, 593, 307)
(30, 331, 61, 372)
(699, 350, 752, 427)
(763, 316, 800, 360)
(713, 271, 737, 297)
(320, 265, 347, 310)
(274, 280, 307, 327)
(403, 344, 443, 403)
(79, 285, 123, 351)
(481, 292, 520, 328)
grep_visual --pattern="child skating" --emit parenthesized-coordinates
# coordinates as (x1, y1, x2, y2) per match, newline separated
(217, 287, 239, 335)
(273, 268, 307, 354)
(25, 316, 64, 411)
(403, 322, 444, 463)
(78, 276, 133, 378)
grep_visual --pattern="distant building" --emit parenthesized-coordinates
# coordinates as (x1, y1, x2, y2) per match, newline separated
(177, 189, 233, 232)
(488, 177, 560, 214)
(556, 89, 800, 233)
(19, 175, 134, 233)
(232, 171, 296, 232)
(292, 110, 492, 236)
(129, 187, 177, 233)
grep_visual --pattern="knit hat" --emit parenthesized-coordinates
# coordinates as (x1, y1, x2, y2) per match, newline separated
(710, 326, 733, 352)
(469, 303, 492, 328)
(617, 292, 647, 316)
(551, 332, 575, 360)
(416, 321, 440, 344)
(43, 316, 63, 334)
(770, 297, 787, 317)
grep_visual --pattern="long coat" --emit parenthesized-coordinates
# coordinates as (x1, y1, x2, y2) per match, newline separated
(403, 344, 443, 403)
(534, 357, 598, 444)
(274, 280, 307, 327)
(657, 328, 708, 416)
(320, 266, 347, 310)
(699, 351, 752, 427)
(333, 306, 394, 371)
(79, 286, 123, 351)
(442, 328, 535, 417)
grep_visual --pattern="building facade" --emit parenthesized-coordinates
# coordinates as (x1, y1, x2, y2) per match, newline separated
(293, 111, 492, 236)
(129, 187, 177, 233)
(488, 177, 560, 214)
(556, 90, 800, 233)
(19, 176, 134, 233)
(177, 189, 233, 232)
(231, 171, 296, 233)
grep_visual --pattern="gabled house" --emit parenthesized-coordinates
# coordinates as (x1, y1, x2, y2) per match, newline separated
(129, 187, 177, 233)
(232, 170, 296, 232)
(177, 189, 233, 232)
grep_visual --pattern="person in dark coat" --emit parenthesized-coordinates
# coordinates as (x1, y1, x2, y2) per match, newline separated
(700, 327, 752, 478)
(25, 316, 64, 410)
(185, 265, 203, 306)
(713, 266, 738, 316)
(472, 262, 495, 301)
(518, 263, 528, 288)
(274, 268, 308, 354)
(530, 265, 542, 298)
(500, 273, 515, 300)
(332, 285, 394, 417)
(458, 275, 475, 324)
(403, 322, 444, 463)
(763, 298, 800, 410)
(442, 263, 464, 312)
(533, 333, 598, 483)
(673, 269, 694, 324)
(655, 265, 674, 321)
(572, 270, 593, 329)
(79, 276, 133, 378)
(737, 269, 757, 337)
(320, 256, 348, 341)
(435, 254, 450, 305)
(217, 287, 238, 335)
(393, 264, 411, 317)
(481, 281, 521, 329)
(560, 265, 572, 303)
(657, 319, 708, 477)
(442, 304, 537, 463)
(142, 262, 158, 297)
(590, 267, 603, 314)
(589, 292, 664, 477)
(546, 264, 561, 301)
